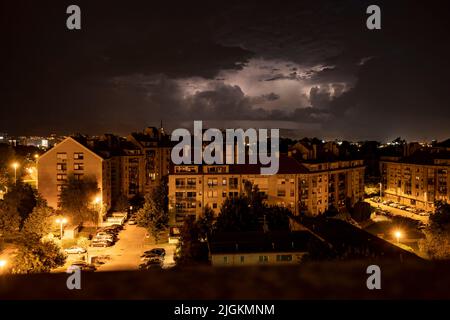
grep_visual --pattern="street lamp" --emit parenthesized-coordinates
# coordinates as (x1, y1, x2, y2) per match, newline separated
(0, 259, 7, 274)
(393, 230, 402, 244)
(56, 217, 68, 240)
(93, 196, 102, 225)
(379, 182, 382, 199)
(11, 162, 19, 185)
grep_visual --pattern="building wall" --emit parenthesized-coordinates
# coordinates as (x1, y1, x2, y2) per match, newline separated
(381, 160, 450, 211)
(37, 137, 111, 211)
(168, 161, 365, 226)
(211, 252, 308, 266)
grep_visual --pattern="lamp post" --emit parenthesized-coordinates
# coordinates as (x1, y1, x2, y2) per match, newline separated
(379, 182, 382, 199)
(93, 196, 102, 226)
(56, 217, 68, 240)
(11, 162, 19, 185)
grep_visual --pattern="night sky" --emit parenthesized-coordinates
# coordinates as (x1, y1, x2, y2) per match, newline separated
(1, 0, 450, 141)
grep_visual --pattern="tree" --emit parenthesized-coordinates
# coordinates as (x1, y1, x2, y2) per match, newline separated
(2, 182, 37, 224)
(113, 193, 129, 212)
(175, 216, 209, 266)
(418, 201, 450, 259)
(349, 201, 372, 222)
(22, 201, 55, 238)
(215, 181, 290, 232)
(196, 206, 215, 241)
(430, 201, 450, 228)
(136, 180, 169, 243)
(11, 237, 66, 274)
(215, 195, 259, 232)
(0, 200, 21, 236)
(264, 205, 290, 231)
(59, 175, 100, 225)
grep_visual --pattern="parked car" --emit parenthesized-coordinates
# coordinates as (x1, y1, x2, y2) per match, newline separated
(91, 239, 113, 247)
(406, 207, 415, 212)
(139, 260, 162, 270)
(95, 233, 116, 241)
(70, 261, 96, 272)
(382, 200, 392, 205)
(145, 248, 166, 257)
(64, 246, 87, 254)
(389, 203, 399, 208)
(398, 205, 407, 210)
(128, 219, 136, 225)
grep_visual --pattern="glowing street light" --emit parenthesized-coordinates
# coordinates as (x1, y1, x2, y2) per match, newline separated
(393, 230, 402, 244)
(56, 217, 68, 240)
(11, 162, 19, 185)
(0, 259, 7, 274)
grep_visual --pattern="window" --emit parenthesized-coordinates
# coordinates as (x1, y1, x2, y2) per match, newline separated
(74, 152, 84, 160)
(74, 174, 83, 180)
(207, 178, 218, 187)
(240, 256, 245, 263)
(276, 255, 292, 262)
(175, 178, 186, 188)
(57, 174, 67, 181)
(187, 178, 196, 187)
(223, 256, 228, 264)
(208, 190, 218, 198)
(277, 189, 286, 197)
(74, 163, 84, 170)
(229, 178, 238, 189)
(212, 203, 218, 209)
(258, 255, 268, 263)
(56, 153, 67, 161)
(56, 163, 67, 171)
(222, 178, 227, 186)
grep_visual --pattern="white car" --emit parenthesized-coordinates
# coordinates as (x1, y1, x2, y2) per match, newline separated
(64, 246, 87, 254)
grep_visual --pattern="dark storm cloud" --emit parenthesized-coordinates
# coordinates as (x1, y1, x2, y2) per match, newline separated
(1, 0, 450, 141)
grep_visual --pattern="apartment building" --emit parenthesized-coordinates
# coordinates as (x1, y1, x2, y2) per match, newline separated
(380, 152, 450, 211)
(37, 127, 172, 218)
(127, 126, 172, 195)
(37, 136, 112, 212)
(168, 156, 364, 226)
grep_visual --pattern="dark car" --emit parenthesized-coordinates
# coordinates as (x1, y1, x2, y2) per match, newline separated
(145, 248, 166, 257)
(139, 260, 162, 270)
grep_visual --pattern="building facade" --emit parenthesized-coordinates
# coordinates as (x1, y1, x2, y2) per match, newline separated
(380, 156, 450, 211)
(168, 157, 365, 226)
(37, 137, 112, 212)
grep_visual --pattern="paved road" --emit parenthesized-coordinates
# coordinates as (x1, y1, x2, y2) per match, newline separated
(57, 223, 176, 272)
(365, 199, 429, 224)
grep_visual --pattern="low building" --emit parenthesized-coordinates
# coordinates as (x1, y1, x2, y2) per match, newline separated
(380, 151, 450, 211)
(209, 231, 318, 266)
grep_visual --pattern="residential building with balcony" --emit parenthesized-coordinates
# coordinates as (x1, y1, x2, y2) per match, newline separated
(168, 156, 365, 226)
(380, 151, 450, 211)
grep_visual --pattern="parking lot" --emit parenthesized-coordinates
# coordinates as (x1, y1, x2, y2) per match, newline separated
(365, 198, 429, 224)
(58, 223, 176, 272)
